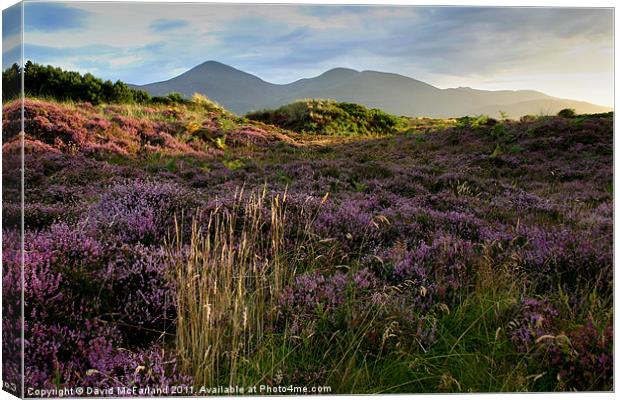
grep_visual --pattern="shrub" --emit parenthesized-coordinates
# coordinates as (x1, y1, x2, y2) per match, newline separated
(151, 92, 190, 105)
(88, 180, 196, 245)
(278, 268, 378, 332)
(456, 115, 490, 129)
(104, 244, 176, 345)
(191, 93, 226, 113)
(557, 108, 576, 118)
(549, 319, 613, 391)
(507, 298, 559, 353)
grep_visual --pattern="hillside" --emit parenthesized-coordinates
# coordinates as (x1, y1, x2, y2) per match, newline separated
(3, 91, 612, 392)
(246, 99, 408, 135)
(134, 61, 612, 118)
(1, 96, 295, 161)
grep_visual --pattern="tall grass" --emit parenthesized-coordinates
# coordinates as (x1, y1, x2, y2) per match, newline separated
(167, 187, 325, 387)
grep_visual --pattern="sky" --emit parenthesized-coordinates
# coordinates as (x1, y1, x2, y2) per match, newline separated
(2, 2, 614, 106)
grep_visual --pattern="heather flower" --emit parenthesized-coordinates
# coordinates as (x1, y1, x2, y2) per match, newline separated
(2, 229, 24, 388)
(507, 297, 559, 353)
(279, 268, 379, 333)
(102, 244, 176, 345)
(546, 319, 613, 391)
(88, 180, 196, 244)
(518, 225, 612, 294)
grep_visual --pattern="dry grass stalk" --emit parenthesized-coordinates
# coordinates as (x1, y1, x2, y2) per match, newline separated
(168, 187, 323, 386)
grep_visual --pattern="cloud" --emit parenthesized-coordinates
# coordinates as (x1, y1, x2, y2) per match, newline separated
(302, 7, 614, 77)
(3, 4, 23, 69)
(298, 5, 379, 17)
(149, 18, 190, 32)
(22, 42, 149, 80)
(194, 7, 612, 82)
(17, 4, 613, 105)
(24, 3, 90, 32)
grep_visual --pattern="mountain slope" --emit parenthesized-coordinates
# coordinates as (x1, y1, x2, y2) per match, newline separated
(134, 61, 612, 118)
(133, 61, 281, 113)
(469, 98, 612, 118)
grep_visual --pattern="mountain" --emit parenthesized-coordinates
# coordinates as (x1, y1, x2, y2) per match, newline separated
(133, 61, 280, 114)
(133, 61, 612, 118)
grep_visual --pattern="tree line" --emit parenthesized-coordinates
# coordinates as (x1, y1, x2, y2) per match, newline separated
(2, 62, 186, 105)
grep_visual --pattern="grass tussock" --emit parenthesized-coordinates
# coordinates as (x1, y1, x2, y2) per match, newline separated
(168, 187, 326, 387)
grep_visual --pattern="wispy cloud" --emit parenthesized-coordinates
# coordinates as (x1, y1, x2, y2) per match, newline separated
(24, 3, 91, 32)
(149, 18, 189, 32)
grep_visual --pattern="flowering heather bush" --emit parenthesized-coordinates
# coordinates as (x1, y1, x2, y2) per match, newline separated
(27, 319, 187, 389)
(88, 180, 196, 244)
(26, 318, 121, 388)
(109, 114, 197, 154)
(103, 244, 176, 345)
(507, 298, 559, 353)
(4, 137, 62, 156)
(548, 319, 613, 391)
(276, 267, 441, 355)
(366, 291, 439, 352)
(518, 225, 612, 294)
(2, 229, 23, 389)
(3, 225, 106, 388)
(495, 187, 558, 216)
(314, 195, 383, 252)
(224, 125, 295, 147)
(279, 268, 378, 322)
(8, 218, 187, 389)
(3, 99, 89, 147)
(389, 234, 476, 300)
(3, 98, 294, 161)
(278, 266, 440, 354)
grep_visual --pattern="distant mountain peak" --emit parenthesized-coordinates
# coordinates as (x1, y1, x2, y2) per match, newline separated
(199, 60, 226, 66)
(191, 60, 244, 73)
(317, 67, 359, 78)
(180, 60, 268, 85)
(325, 67, 359, 73)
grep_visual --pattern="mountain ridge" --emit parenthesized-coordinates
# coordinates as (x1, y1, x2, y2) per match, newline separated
(132, 61, 612, 118)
